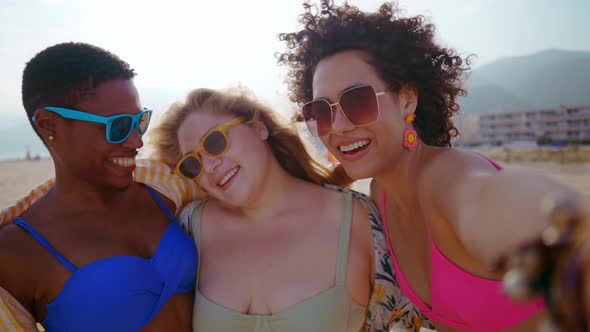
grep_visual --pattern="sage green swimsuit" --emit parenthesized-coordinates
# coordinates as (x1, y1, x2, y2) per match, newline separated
(189, 191, 367, 332)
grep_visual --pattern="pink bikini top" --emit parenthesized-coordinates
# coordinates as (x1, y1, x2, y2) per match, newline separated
(380, 159, 544, 331)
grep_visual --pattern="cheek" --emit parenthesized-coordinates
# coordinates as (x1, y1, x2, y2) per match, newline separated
(69, 125, 106, 150)
(228, 131, 262, 159)
(63, 130, 101, 158)
(375, 108, 404, 140)
(196, 175, 208, 187)
(230, 138, 269, 176)
(197, 177, 215, 191)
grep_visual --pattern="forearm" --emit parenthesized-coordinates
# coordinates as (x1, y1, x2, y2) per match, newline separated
(0, 286, 39, 331)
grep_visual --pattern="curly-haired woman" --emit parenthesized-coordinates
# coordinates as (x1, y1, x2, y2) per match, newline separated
(278, 1, 586, 331)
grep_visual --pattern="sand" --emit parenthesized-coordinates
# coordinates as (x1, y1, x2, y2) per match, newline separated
(0, 158, 54, 207)
(0, 158, 588, 209)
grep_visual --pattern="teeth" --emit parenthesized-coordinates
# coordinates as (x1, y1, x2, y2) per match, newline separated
(111, 158, 136, 167)
(339, 140, 370, 153)
(219, 167, 239, 186)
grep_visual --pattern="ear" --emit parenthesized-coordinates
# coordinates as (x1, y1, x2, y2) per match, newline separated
(399, 85, 418, 116)
(250, 120, 269, 141)
(32, 108, 58, 141)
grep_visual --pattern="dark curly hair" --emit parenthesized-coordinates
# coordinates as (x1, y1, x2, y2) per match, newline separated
(22, 42, 136, 144)
(277, 1, 471, 147)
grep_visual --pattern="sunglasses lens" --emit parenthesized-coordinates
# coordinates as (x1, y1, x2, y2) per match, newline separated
(179, 156, 202, 179)
(340, 85, 379, 126)
(302, 100, 332, 136)
(109, 117, 133, 142)
(203, 130, 228, 156)
(138, 111, 151, 135)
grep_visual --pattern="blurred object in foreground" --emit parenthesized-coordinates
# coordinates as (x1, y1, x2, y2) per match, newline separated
(500, 195, 590, 331)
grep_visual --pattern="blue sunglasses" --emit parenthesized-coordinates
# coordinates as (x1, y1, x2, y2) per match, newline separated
(34, 106, 152, 144)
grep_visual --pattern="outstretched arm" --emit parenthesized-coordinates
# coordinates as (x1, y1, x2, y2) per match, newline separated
(429, 152, 588, 330)
(429, 152, 580, 265)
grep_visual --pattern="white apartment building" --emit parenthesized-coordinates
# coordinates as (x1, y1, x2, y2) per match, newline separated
(478, 105, 590, 144)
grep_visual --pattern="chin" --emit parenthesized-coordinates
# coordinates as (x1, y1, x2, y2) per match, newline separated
(107, 175, 135, 191)
(220, 192, 248, 208)
(339, 161, 380, 180)
(220, 188, 252, 208)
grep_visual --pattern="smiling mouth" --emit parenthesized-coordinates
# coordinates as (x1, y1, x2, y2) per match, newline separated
(218, 166, 240, 187)
(338, 139, 371, 154)
(109, 157, 136, 168)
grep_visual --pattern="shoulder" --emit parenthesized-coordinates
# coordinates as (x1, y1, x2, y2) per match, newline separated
(423, 148, 499, 181)
(321, 184, 377, 212)
(420, 148, 500, 208)
(321, 184, 374, 258)
(0, 224, 39, 303)
(178, 199, 210, 235)
(0, 223, 30, 259)
(321, 184, 378, 231)
(0, 222, 48, 266)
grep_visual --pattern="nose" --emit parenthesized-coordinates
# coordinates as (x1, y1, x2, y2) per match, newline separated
(122, 128, 143, 149)
(201, 153, 222, 173)
(330, 104, 355, 136)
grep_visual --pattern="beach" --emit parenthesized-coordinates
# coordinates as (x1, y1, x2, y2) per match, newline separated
(1, 157, 588, 209)
(0, 158, 54, 208)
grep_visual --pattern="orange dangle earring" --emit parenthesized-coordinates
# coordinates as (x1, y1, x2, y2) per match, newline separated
(402, 114, 417, 151)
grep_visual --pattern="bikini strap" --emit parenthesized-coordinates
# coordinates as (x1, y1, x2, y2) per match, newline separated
(190, 202, 205, 286)
(13, 218, 77, 272)
(147, 186, 175, 221)
(380, 191, 404, 246)
(336, 191, 353, 286)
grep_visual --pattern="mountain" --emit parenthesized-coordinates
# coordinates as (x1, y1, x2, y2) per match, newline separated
(461, 49, 590, 113)
(459, 84, 533, 114)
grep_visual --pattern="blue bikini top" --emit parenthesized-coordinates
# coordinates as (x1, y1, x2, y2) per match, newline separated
(13, 187, 198, 332)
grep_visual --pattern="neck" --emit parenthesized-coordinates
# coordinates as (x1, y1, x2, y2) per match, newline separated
(51, 167, 131, 214)
(237, 157, 303, 221)
(373, 140, 430, 210)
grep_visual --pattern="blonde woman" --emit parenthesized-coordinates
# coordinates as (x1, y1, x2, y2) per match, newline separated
(148, 87, 432, 332)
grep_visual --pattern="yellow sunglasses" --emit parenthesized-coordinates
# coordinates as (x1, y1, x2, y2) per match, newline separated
(174, 117, 245, 179)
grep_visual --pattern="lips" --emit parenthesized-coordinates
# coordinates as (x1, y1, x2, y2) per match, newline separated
(109, 157, 136, 168)
(217, 166, 240, 187)
(334, 138, 372, 162)
(107, 150, 138, 172)
(338, 139, 371, 154)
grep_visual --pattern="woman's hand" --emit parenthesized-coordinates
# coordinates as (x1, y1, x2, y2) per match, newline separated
(500, 195, 590, 331)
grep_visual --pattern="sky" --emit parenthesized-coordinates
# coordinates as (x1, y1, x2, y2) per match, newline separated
(0, 0, 588, 128)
